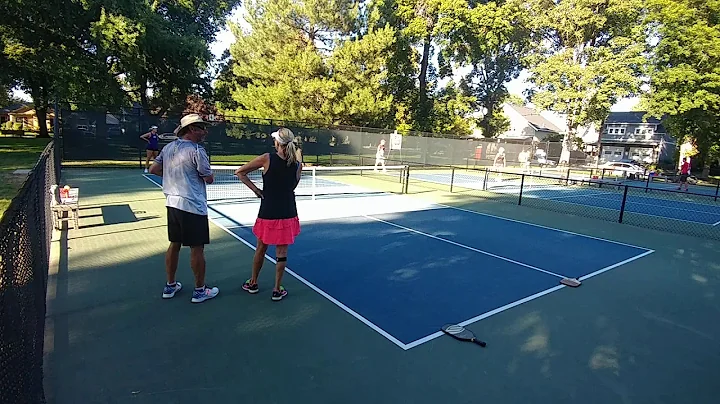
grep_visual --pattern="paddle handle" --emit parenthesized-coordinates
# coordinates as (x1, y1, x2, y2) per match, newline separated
(472, 338, 487, 347)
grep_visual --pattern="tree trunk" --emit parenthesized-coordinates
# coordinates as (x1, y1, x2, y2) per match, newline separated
(418, 34, 431, 128)
(140, 74, 149, 111)
(31, 85, 50, 138)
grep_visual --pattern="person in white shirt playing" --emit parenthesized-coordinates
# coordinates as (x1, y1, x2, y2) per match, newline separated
(375, 139, 387, 172)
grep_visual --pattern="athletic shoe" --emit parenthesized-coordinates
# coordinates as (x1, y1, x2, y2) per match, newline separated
(144, 168, 149, 173)
(242, 279, 259, 294)
(162, 282, 182, 299)
(271, 286, 288, 301)
(191, 286, 219, 303)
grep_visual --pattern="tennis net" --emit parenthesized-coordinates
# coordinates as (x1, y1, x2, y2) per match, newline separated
(206, 164, 408, 201)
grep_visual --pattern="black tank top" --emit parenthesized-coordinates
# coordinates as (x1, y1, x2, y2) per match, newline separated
(258, 153, 300, 220)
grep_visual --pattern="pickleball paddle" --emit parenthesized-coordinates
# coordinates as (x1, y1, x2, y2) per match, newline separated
(441, 324, 487, 347)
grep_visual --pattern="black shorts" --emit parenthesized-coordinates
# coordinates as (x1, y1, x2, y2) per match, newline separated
(680, 173, 689, 182)
(167, 207, 210, 246)
(146, 147, 159, 152)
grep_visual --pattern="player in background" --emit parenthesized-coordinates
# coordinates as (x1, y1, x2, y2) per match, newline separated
(677, 157, 690, 192)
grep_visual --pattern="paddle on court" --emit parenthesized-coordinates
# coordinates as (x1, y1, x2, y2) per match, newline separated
(441, 324, 487, 347)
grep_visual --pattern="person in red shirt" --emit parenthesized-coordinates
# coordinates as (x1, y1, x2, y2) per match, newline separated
(677, 157, 690, 191)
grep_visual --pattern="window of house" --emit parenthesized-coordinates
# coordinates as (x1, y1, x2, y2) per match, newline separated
(607, 126, 625, 135)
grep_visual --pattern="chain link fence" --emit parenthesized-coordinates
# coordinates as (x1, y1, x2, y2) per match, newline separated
(1, 140, 61, 404)
(401, 163, 720, 240)
(57, 106, 595, 168)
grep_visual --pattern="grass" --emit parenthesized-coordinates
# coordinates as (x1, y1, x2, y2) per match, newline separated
(0, 137, 52, 217)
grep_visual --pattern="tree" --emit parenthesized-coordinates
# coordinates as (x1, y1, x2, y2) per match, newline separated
(397, 0, 442, 130)
(641, 0, 720, 175)
(436, 0, 533, 138)
(525, 0, 646, 164)
(220, 0, 403, 127)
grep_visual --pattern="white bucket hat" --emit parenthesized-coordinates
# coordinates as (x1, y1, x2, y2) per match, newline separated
(174, 114, 207, 135)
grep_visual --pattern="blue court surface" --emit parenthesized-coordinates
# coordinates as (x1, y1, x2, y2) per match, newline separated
(202, 195, 654, 350)
(408, 170, 720, 226)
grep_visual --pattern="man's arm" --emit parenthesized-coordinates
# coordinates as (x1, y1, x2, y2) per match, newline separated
(196, 147, 214, 184)
(149, 148, 164, 176)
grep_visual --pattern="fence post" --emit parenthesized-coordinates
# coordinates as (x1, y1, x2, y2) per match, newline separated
(564, 167, 571, 186)
(715, 180, 719, 202)
(404, 165, 410, 193)
(618, 185, 629, 223)
(450, 167, 455, 193)
(518, 174, 525, 205)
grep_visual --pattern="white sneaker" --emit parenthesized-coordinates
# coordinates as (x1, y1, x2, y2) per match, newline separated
(162, 282, 182, 299)
(191, 286, 219, 303)
(144, 168, 149, 173)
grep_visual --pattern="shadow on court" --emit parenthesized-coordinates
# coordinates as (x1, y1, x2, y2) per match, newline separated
(44, 167, 720, 404)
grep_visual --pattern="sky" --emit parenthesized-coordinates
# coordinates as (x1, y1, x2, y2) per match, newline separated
(14, 5, 640, 113)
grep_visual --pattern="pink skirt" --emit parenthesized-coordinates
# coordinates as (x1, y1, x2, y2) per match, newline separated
(253, 217, 301, 245)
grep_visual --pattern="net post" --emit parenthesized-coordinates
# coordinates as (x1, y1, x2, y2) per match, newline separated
(483, 168, 489, 191)
(450, 167, 455, 193)
(618, 185, 629, 223)
(518, 174, 525, 205)
(645, 172, 651, 193)
(311, 167, 317, 201)
(715, 179, 719, 202)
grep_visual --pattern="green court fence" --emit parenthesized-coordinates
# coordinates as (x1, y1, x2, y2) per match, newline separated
(0, 141, 60, 404)
(57, 106, 593, 167)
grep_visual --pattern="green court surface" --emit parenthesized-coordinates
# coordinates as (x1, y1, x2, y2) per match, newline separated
(44, 167, 720, 404)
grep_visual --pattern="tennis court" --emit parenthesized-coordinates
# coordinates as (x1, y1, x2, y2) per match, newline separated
(405, 168, 720, 226)
(144, 165, 653, 349)
(44, 166, 720, 404)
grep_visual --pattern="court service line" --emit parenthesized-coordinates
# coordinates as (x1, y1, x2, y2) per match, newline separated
(404, 284, 566, 350)
(404, 248, 656, 349)
(542, 191, 620, 201)
(142, 173, 413, 351)
(578, 249, 655, 281)
(362, 214, 569, 280)
(713, 220, 720, 227)
(568, 192, 720, 216)
(422, 203, 654, 251)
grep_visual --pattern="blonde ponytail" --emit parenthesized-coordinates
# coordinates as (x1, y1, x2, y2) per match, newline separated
(285, 141, 299, 167)
(274, 127, 301, 167)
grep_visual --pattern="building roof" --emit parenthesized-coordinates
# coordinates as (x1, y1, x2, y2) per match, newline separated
(605, 111, 664, 125)
(507, 104, 562, 133)
(0, 103, 29, 114)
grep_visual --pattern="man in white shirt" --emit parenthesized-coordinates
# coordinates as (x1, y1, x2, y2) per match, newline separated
(150, 114, 219, 303)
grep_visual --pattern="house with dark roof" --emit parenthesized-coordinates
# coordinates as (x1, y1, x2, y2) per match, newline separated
(596, 111, 676, 166)
(499, 104, 563, 141)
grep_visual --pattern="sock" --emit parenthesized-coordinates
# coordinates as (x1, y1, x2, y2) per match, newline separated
(195, 285, 205, 291)
(167, 282, 176, 287)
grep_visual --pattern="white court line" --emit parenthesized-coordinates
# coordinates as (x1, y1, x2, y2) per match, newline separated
(142, 174, 412, 350)
(404, 285, 566, 350)
(428, 203, 654, 251)
(542, 191, 619, 201)
(570, 192, 720, 216)
(142, 173, 656, 351)
(713, 221, 720, 227)
(363, 214, 569, 280)
(403, 247, 655, 349)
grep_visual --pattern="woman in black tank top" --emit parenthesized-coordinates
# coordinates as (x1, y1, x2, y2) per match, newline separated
(234, 128, 302, 301)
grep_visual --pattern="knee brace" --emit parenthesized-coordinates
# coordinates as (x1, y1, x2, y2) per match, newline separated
(276, 256, 287, 262)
